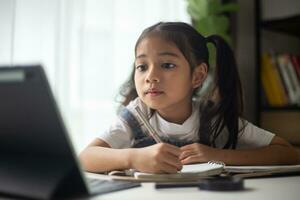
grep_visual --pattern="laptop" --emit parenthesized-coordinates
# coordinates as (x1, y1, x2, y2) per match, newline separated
(0, 65, 140, 200)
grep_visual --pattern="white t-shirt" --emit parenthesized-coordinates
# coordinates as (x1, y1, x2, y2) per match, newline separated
(98, 98, 275, 149)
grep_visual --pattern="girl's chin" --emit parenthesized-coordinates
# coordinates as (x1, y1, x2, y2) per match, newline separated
(143, 100, 164, 110)
(141, 95, 170, 109)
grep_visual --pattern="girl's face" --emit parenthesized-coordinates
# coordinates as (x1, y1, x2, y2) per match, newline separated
(134, 36, 206, 121)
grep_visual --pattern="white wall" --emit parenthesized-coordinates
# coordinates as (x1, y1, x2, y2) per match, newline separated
(0, 0, 190, 152)
(0, 0, 14, 64)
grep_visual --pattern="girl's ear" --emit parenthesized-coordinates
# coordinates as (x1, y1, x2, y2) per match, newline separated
(192, 63, 208, 88)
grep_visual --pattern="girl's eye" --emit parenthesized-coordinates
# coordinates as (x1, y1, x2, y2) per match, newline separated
(161, 63, 176, 69)
(135, 64, 147, 72)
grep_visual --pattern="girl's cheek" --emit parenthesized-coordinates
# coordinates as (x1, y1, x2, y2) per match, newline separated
(136, 76, 145, 85)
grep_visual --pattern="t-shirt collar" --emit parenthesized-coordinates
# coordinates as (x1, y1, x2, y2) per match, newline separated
(151, 102, 199, 135)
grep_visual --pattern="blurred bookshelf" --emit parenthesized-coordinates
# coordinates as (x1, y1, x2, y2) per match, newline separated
(256, 0, 300, 145)
(262, 15, 300, 37)
(261, 106, 300, 112)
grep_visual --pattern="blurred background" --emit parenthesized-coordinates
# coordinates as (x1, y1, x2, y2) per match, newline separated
(0, 0, 299, 152)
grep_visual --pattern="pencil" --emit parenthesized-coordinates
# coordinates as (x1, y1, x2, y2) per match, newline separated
(134, 106, 163, 143)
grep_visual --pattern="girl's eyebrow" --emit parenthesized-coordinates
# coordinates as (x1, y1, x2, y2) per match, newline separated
(136, 54, 146, 59)
(158, 52, 179, 58)
(136, 52, 179, 59)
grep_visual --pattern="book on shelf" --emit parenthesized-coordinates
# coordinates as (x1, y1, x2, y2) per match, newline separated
(261, 52, 300, 107)
(261, 53, 288, 106)
(276, 55, 295, 104)
(277, 54, 300, 105)
(291, 55, 300, 84)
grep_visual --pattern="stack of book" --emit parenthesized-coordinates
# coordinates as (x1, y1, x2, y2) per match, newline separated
(261, 52, 300, 107)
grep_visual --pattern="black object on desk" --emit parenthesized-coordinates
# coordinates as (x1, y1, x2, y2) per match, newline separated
(155, 182, 201, 189)
(155, 177, 244, 191)
(198, 177, 244, 191)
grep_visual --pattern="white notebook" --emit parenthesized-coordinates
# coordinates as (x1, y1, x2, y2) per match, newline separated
(133, 162, 224, 181)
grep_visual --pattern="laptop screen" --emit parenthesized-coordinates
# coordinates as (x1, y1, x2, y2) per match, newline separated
(0, 65, 89, 199)
(0, 66, 74, 156)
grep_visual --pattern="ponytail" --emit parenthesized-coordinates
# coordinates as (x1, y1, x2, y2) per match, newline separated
(199, 35, 244, 149)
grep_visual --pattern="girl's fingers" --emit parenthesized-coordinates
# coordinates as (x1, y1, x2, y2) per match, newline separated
(159, 162, 179, 174)
(179, 150, 194, 160)
(180, 143, 198, 151)
(162, 153, 182, 170)
(164, 143, 181, 157)
(181, 155, 201, 165)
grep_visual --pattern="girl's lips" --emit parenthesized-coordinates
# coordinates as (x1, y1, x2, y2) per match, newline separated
(145, 90, 164, 96)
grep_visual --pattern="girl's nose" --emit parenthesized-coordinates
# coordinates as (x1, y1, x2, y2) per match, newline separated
(146, 67, 160, 83)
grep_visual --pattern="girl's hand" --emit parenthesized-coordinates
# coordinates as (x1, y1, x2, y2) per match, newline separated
(132, 143, 182, 174)
(179, 143, 218, 165)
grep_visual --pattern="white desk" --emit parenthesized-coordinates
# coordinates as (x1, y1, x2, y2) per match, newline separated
(88, 175, 300, 200)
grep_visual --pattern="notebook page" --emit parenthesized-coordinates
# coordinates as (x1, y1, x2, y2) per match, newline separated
(181, 163, 224, 173)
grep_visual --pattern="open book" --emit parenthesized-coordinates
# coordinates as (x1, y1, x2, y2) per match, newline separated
(133, 161, 224, 181)
(224, 164, 300, 174)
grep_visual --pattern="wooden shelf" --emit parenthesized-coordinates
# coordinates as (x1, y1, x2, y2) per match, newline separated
(260, 111, 300, 145)
(261, 106, 300, 112)
(261, 14, 300, 37)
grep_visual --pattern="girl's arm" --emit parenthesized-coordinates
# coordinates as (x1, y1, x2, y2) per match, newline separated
(79, 138, 132, 173)
(180, 136, 299, 165)
(79, 138, 182, 173)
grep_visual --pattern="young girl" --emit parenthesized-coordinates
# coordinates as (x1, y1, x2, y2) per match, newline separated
(79, 22, 299, 174)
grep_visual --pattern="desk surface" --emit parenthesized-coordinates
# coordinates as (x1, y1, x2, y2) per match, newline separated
(87, 174, 300, 200)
